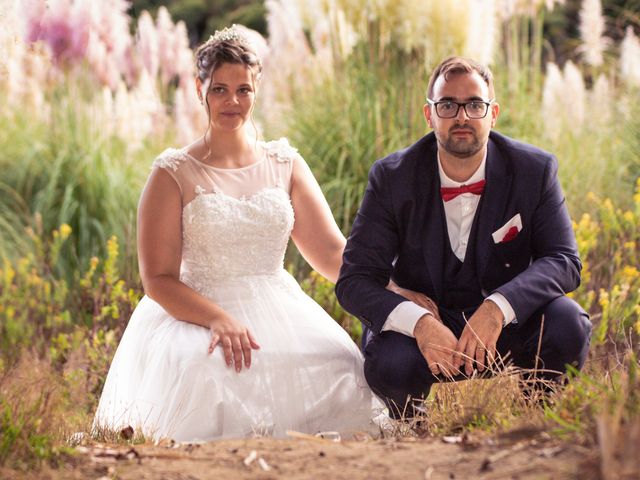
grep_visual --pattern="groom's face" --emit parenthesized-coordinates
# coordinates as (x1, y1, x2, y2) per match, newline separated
(424, 71, 499, 159)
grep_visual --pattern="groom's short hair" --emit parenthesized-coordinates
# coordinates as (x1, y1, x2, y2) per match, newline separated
(426, 57, 495, 99)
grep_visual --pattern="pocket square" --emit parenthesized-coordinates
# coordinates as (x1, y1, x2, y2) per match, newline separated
(492, 213, 522, 244)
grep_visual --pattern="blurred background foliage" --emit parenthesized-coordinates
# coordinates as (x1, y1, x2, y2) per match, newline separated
(129, 0, 267, 42)
(122, 0, 640, 54)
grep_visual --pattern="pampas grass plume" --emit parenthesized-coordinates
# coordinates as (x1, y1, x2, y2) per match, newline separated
(578, 0, 611, 67)
(465, 0, 498, 65)
(542, 62, 565, 140)
(563, 60, 586, 126)
(620, 26, 640, 87)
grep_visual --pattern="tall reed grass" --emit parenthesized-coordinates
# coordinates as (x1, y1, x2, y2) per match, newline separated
(0, 79, 170, 283)
(276, 45, 427, 233)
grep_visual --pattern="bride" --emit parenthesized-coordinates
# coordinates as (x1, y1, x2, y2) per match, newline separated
(93, 26, 383, 441)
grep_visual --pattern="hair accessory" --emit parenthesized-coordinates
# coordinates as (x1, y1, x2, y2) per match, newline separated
(209, 24, 248, 45)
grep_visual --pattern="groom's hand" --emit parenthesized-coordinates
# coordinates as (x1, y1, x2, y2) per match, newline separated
(414, 314, 458, 377)
(454, 300, 503, 376)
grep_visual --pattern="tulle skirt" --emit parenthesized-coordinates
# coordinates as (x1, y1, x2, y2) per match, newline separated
(93, 269, 380, 442)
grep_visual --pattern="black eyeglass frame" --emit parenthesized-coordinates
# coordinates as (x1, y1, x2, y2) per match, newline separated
(426, 98, 495, 119)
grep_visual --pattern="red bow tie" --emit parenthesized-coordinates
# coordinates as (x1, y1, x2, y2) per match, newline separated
(440, 179, 486, 202)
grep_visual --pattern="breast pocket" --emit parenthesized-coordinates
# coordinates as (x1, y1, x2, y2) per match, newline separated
(492, 233, 530, 271)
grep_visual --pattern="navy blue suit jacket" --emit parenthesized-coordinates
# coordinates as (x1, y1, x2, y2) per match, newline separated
(335, 131, 582, 335)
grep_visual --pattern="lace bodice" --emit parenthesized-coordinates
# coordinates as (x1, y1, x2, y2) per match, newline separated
(151, 139, 299, 292)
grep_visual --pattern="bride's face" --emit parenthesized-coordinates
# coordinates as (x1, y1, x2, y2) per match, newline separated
(198, 62, 257, 132)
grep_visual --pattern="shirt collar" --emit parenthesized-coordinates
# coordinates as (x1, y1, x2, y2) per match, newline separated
(437, 151, 487, 188)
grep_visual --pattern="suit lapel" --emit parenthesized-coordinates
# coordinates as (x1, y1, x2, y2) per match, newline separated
(418, 141, 446, 300)
(475, 139, 512, 281)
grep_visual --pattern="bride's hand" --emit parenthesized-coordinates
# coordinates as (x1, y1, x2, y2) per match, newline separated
(208, 314, 260, 372)
(386, 280, 442, 322)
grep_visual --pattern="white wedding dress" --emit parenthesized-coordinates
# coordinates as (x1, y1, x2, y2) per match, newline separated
(93, 138, 380, 442)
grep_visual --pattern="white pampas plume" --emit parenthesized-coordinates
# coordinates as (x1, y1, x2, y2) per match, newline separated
(542, 62, 565, 140)
(496, 0, 564, 21)
(172, 20, 195, 86)
(156, 6, 177, 87)
(331, 3, 358, 59)
(577, 0, 611, 67)
(541, 61, 586, 140)
(543, 0, 565, 12)
(173, 83, 206, 145)
(465, 0, 498, 65)
(562, 60, 586, 127)
(496, 0, 516, 20)
(136, 11, 159, 80)
(266, 0, 309, 62)
(620, 26, 640, 87)
(261, 0, 312, 123)
(590, 74, 611, 124)
(112, 70, 166, 150)
(235, 24, 270, 67)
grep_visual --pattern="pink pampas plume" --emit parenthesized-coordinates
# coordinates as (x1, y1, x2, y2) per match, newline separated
(136, 10, 159, 80)
(21, 0, 90, 65)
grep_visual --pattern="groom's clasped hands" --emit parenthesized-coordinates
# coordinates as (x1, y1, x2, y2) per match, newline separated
(413, 299, 504, 378)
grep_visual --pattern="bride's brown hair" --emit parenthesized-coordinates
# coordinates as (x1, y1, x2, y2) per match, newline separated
(194, 26, 263, 152)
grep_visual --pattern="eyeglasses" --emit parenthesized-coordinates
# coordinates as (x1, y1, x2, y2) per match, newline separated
(426, 99, 494, 119)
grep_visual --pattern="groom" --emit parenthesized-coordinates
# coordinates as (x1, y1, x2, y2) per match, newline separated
(335, 57, 591, 416)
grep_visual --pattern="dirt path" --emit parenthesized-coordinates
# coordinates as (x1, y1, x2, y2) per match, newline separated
(9, 430, 598, 480)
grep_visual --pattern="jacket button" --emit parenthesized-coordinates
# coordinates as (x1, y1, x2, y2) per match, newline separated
(505, 263, 511, 268)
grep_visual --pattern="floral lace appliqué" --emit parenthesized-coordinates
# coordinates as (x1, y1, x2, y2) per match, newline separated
(179, 188, 295, 297)
(263, 138, 298, 164)
(152, 148, 186, 172)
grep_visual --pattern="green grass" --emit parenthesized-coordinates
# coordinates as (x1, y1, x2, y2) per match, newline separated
(0, 82, 169, 285)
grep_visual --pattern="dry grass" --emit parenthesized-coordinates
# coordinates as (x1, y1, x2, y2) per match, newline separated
(0, 339, 638, 479)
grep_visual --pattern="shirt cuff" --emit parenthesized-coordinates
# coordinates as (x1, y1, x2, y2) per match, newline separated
(486, 292, 517, 326)
(381, 301, 432, 337)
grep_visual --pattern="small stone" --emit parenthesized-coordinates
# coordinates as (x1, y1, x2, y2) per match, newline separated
(120, 426, 134, 440)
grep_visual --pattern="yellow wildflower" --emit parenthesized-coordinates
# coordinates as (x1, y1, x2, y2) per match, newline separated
(603, 198, 614, 212)
(59, 224, 72, 240)
(3, 260, 15, 285)
(621, 266, 639, 281)
(598, 289, 609, 310)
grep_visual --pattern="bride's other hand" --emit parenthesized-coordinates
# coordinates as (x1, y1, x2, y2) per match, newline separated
(386, 280, 442, 322)
(208, 315, 260, 372)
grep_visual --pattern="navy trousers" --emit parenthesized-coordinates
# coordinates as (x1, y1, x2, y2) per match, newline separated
(362, 296, 592, 417)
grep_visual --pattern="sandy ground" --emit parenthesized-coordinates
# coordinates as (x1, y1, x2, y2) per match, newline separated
(3, 429, 603, 480)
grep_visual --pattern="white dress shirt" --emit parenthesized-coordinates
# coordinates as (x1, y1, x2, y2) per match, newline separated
(381, 153, 516, 337)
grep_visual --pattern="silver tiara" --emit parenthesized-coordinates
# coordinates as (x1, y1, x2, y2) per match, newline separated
(209, 24, 248, 45)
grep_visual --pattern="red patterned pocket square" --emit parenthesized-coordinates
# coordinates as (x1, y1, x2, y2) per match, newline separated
(492, 214, 522, 244)
(501, 226, 519, 243)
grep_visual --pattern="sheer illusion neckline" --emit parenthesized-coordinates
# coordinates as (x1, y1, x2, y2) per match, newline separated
(181, 142, 267, 172)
